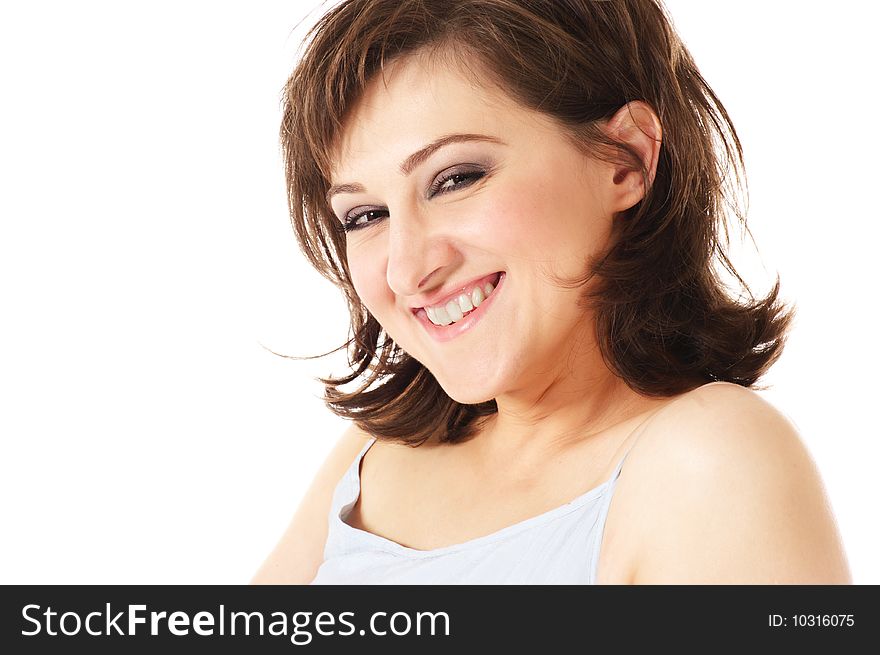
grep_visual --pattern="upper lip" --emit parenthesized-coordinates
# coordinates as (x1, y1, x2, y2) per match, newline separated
(409, 272, 502, 312)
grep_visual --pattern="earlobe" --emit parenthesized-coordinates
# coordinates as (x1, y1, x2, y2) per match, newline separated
(603, 101, 663, 208)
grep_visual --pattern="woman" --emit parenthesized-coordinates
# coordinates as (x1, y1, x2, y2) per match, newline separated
(253, 0, 850, 584)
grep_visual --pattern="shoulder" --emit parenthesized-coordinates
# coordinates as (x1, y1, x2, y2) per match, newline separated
(293, 422, 375, 511)
(622, 382, 806, 491)
(250, 423, 373, 585)
(622, 381, 851, 584)
(639, 381, 803, 469)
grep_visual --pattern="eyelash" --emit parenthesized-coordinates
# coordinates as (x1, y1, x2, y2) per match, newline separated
(341, 168, 487, 232)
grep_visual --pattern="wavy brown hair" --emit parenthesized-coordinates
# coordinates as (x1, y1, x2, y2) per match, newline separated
(279, 0, 795, 446)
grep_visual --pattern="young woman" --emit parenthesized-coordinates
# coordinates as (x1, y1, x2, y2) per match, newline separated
(252, 0, 850, 584)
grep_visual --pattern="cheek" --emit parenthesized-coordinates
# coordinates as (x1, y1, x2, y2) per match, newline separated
(481, 174, 590, 260)
(482, 165, 609, 298)
(347, 244, 391, 313)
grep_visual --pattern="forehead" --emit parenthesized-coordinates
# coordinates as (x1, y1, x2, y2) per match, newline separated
(330, 52, 555, 180)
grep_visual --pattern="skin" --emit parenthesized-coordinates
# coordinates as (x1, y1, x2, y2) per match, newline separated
(277, 50, 853, 584)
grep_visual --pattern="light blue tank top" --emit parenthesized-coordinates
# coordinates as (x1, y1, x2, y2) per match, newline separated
(310, 436, 633, 584)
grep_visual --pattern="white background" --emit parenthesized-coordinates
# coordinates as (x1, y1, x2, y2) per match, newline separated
(1, 1, 877, 584)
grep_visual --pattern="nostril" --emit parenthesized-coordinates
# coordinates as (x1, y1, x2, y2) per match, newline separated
(417, 268, 443, 290)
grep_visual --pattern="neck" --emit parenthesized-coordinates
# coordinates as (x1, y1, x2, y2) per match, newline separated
(467, 336, 669, 470)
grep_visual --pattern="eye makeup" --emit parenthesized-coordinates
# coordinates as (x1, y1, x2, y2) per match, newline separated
(341, 164, 489, 232)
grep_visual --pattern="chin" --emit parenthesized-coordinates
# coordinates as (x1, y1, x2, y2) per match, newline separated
(432, 372, 499, 406)
(405, 348, 503, 405)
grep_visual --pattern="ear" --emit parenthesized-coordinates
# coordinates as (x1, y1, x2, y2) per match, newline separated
(601, 100, 663, 213)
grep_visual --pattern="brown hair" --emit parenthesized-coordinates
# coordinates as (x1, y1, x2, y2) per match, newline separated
(279, 0, 795, 446)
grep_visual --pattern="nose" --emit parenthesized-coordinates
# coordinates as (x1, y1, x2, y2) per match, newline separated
(385, 207, 456, 299)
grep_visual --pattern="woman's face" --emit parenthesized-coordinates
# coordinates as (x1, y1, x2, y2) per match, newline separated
(328, 54, 616, 404)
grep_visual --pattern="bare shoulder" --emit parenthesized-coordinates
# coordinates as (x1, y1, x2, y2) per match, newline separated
(622, 381, 851, 584)
(250, 423, 373, 585)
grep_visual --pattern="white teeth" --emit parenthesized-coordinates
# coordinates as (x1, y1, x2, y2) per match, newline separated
(445, 300, 463, 322)
(424, 276, 500, 326)
(433, 305, 452, 326)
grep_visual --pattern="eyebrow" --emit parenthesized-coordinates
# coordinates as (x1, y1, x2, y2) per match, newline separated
(325, 133, 506, 205)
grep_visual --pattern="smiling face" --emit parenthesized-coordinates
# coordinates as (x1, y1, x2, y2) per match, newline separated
(328, 52, 618, 405)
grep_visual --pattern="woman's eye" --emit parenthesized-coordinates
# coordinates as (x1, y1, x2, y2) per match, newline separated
(429, 169, 486, 196)
(342, 208, 388, 232)
(342, 168, 487, 233)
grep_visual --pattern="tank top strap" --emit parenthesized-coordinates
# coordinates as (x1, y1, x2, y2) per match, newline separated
(607, 406, 663, 482)
(608, 444, 634, 482)
(323, 436, 378, 560)
(334, 436, 377, 515)
(585, 410, 665, 584)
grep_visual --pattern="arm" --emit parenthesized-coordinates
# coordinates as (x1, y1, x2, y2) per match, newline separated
(630, 382, 851, 584)
(250, 423, 373, 584)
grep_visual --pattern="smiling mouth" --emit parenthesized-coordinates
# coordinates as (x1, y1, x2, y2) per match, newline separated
(419, 272, 503, 327)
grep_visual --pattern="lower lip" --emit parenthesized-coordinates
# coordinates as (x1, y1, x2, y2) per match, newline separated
(414, 272, 506, 343)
